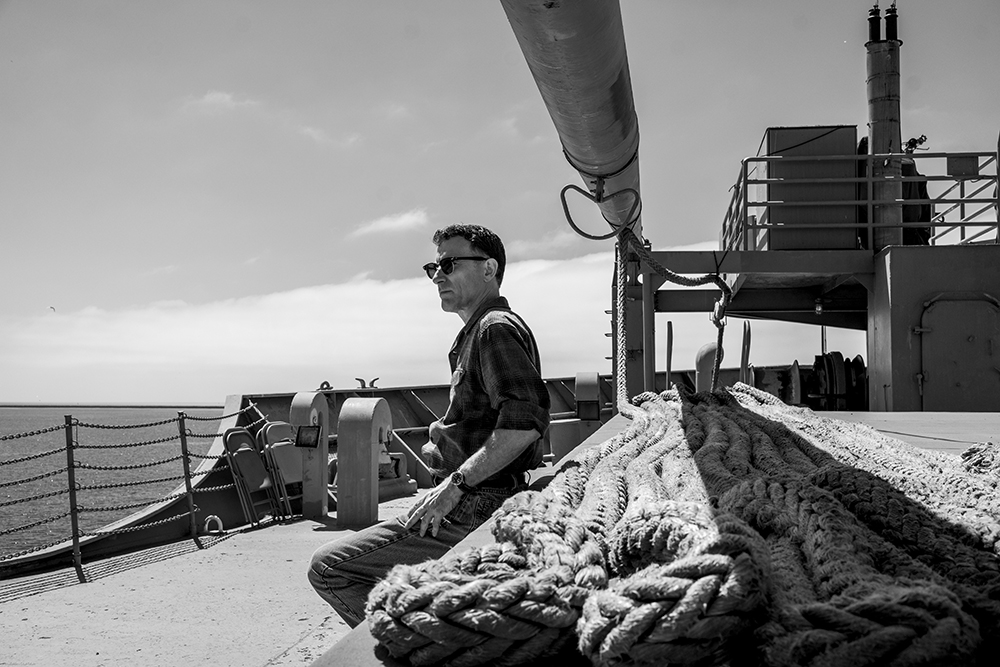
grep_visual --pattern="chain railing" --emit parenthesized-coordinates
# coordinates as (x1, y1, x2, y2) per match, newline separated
(0, 404, 257, 581)
(722, 150, 999, 253)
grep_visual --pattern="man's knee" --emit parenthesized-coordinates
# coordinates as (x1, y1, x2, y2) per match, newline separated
(308, 540, 347, 585)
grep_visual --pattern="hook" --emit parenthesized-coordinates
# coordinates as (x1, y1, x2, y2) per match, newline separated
(559, 183, 642, 241)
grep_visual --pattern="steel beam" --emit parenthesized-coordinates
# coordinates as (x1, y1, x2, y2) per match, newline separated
(647, 250, 874, 276)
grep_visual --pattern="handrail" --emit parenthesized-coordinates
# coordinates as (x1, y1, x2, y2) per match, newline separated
(721, 148, 999, 253)
(0, 405, 256, 574)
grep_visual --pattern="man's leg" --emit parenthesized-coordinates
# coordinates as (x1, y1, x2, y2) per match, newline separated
(308, 489, 513, 627)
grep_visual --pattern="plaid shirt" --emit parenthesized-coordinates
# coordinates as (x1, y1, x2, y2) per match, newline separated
(424, 297, 550, 480)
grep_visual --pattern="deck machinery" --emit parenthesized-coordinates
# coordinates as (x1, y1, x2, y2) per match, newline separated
(503, 0, 1000, 412)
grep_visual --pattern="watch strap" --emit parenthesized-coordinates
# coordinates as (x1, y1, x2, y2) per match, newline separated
(450, 471, 477, 494)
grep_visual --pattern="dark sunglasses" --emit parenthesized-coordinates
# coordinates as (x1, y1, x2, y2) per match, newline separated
(422, 256, 488, 279)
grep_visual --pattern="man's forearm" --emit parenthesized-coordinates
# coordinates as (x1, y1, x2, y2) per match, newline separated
(405, 428, 539, 537)
(457, 428, 540, 486)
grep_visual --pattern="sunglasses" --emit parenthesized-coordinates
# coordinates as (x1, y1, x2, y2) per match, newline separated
(422, 256, 488, 279)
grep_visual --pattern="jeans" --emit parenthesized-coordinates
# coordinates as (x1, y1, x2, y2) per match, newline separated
(308, 487, 518, 627)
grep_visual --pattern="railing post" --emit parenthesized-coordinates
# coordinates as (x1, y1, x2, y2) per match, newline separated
(665, 320, 673, 390)
(641, 267, 656, 392)
(742, 159, 749, 250)
(177, 412, 201, 547)
(64, 415, 85, 583)
(960, 180, 966, 241)
(867, 154, 874, 251)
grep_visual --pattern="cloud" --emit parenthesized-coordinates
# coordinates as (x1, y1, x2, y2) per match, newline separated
(298, 125, 364, 148)
(298, 125, 333, 144)
(181, 91, 260, 116)
(487, 115, 547, 145)
(348, 208, 429, 238)
(0, 278, 451, 402)
(377, 102, 412, 120)
(506, 230, 581, 258)
(0, 249, 864, 404)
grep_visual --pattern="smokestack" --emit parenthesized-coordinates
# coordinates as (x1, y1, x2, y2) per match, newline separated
(885, 3, 899, 41)
(868, 4, 881, 43)
(866, 3, 903, 248)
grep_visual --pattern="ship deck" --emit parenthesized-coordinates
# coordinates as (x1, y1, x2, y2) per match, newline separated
(1, 411, 995, 667)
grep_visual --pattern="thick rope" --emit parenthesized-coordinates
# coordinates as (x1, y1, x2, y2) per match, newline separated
(366, 388, 1000, 666)
(609, 227, 731, 400)
(614, 244, 628, 407)
(618, 227, 732, 391)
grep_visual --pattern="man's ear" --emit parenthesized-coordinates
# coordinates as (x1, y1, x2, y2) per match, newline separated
(483, 258, 498, 282)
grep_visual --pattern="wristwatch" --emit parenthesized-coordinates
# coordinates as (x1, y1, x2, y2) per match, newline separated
(449, 470, 476, 494)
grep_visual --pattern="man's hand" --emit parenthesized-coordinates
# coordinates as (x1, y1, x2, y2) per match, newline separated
(404, 479, 464, 537)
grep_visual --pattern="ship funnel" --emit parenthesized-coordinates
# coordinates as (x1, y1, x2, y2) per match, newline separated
(868, 4, 881, 43)
(500, 0, 641, 233)
(865, 2, 903, 248)
(885, 3, 899, 41)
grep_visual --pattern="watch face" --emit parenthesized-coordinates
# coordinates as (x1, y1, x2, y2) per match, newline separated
(450, 471, 464, 486)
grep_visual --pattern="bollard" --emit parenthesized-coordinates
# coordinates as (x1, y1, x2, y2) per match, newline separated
(695, 342, 721, 392)
(290, 392, 329, 520)
(336, 397, 391, 528)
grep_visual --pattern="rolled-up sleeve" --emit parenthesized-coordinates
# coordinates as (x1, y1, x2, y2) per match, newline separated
(478, 319, 550, 435)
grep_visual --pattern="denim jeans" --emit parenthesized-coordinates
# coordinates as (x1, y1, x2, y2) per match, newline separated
(308, 487, 517, 627)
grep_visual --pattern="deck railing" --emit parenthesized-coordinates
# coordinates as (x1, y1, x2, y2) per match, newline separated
(0, 407, 256, 582)
(721, 150, 999, 252)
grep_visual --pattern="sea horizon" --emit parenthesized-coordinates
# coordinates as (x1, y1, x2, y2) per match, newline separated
(0, 402, 225, 409)
(1, 405, 226, 556)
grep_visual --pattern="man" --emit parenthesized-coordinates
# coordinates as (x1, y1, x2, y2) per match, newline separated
(308, 224, 550, 627)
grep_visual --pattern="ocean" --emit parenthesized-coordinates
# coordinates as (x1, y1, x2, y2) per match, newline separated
(0, 405, 223, 560)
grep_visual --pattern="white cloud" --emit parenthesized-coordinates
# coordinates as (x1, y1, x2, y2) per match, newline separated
(181, 91, 260, 115)
(348, 208, 429, 238)
(506, 230, 581, 258)
(377, 102, 411, 120)
(487, 115, 546, 145)
(299, 125, 333, 144)
(0, 250, 864, 404)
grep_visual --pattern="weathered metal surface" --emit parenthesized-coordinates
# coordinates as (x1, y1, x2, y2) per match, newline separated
(867, 33, 904, 248)
(500, 0, 640, 229)
(290, 392, 330, 519)
(868, 245, 1000, 410)
(919, 294, 1000, 411)
(336, 397, 391, 529)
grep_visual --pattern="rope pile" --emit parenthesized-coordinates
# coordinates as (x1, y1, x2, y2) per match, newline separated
(367, 386, 1000, 666)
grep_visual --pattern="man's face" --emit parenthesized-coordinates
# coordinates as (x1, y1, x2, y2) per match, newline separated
(431, 236, 491, 315)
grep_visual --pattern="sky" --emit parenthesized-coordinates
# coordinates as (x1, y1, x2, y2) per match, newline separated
(0, 0, 997, 404)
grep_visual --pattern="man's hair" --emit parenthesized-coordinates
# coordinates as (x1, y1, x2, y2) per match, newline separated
(432, 224, 506, 286)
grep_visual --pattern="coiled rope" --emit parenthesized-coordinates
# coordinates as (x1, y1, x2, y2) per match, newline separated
(366, 386, 1000, 666)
